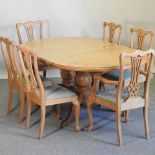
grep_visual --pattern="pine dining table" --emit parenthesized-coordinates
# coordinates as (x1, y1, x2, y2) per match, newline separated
(19, 37, 135, 105)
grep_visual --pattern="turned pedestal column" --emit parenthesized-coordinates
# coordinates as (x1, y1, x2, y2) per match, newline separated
(60, 70, 76, 90)
(75, 72, 92, 105)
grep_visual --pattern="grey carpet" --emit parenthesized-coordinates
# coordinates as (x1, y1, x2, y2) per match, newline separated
(0, 77, 155, 155)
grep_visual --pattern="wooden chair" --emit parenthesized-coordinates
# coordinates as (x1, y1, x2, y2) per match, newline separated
(16, 20, 51, 77)
(87, 49, 154, 146)
(103, 22, 123, 45)
(0, 37, 25, 122)
(129, 28, 154, 50)
(18, 47, 80, 139)
(99, 22, 123, 90)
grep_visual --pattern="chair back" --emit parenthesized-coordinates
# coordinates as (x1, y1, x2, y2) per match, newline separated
(129, 28, 154, 50)
(18, 47, 44, 102)
(103, 22, 123, 45)
(16, 20, 43, 44)
(117, 49, 154, 103)
(0, 37, 22, 83)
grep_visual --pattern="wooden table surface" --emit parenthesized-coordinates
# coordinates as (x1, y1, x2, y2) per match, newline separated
(20, 37, 135, 105)
(20, 37, 135, 72)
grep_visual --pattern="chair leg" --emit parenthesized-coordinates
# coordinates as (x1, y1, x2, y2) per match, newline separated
(143, 107, 149, 139)
(43, 70, 46, 78)
(18, 90, 25, 122)
(116, 110, 122, 146)
(99, 81, 105, 91)
(7, 85, 13, 115)
(73, 101, 80, 131)
(124, 110, 129, 123)
(53, 105, 61, 120)
(25, 97, 32, 129)
(39, 106, 46, 139)
(87, 104, 93, 131)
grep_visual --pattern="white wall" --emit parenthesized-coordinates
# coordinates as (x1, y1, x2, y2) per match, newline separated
(0, 0, 155, 78)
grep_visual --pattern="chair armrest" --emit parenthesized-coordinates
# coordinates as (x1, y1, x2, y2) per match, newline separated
(89, 73, 119, 103)
(99, 77, 119, 85)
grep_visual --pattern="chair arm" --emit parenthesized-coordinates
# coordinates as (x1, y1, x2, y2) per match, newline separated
(99, 77, 119, 85)
(139, 70, 153, 79)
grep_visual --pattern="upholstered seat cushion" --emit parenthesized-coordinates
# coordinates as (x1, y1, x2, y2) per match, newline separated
(96, 85, 144, 103)
(102, 70, 145, 81)
(44, 84, 76, 100)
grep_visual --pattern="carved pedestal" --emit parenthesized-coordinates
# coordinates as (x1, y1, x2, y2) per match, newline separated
(60, 70, 92, 105)
(75, 72, 92, 105)
(60, 70, 76, 90)
(60, 70, 92, 127)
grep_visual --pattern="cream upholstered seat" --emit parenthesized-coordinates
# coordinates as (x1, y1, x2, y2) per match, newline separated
(18, 46, 80, 139)
(44, 85, 76, 100)
(87, 49, 154, 146)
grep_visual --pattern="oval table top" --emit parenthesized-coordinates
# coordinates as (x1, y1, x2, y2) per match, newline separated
(20, 37, 135, 72)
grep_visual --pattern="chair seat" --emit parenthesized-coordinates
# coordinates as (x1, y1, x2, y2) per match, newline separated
(102, 70, 146, 82)
(40, 76, 55, 88)
(96, 85, 144, 104)
(44, 84, 76, 100)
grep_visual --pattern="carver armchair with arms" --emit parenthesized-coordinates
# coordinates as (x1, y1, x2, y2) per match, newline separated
(87, 49, 154, 146)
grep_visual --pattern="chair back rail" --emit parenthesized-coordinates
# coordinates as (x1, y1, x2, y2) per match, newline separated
(16, 20, 43, 44)
(129, 28, 154, 50)
(117, 49, 154, 104)
(103, 22, 123, 45)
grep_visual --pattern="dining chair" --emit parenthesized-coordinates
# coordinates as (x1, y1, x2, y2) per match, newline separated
(18, 47, 80, 139)
(16, 20, 51, 77)
(87, 49, 154, 146)
(99, 22, 123, 90)
(0, 37, 25, 122)
(103, 22, 123, 45)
